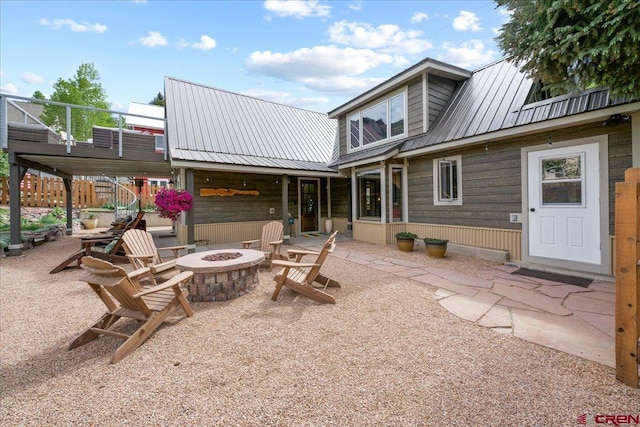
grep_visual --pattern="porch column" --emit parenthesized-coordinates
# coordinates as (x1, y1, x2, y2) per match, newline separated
(185, 168, 195, 253)
(281, 174, 289, 244)
(63, 178, 73, 235)
(8, 156, 23, 256)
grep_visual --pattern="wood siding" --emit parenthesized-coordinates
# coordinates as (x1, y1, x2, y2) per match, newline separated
(407, 76, 423, 137)
(193, 171, 349, 226)
(407, 121, 633, 234)
(428, 75, 458, 128)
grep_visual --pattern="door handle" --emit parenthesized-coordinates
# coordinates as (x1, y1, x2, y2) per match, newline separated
(530, 208, 536, 212)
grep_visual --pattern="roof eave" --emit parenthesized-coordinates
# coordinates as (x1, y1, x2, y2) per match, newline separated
(332, 148, 400, 170)
(328, 59, 471, 118)
(397, 101, 640, 158)
(170, 159, 343, 177)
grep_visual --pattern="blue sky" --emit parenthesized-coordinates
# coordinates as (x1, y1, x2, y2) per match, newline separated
(0, 0, 509, 113)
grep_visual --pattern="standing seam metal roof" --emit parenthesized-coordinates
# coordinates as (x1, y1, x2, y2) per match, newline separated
(165, 77, 338, 173)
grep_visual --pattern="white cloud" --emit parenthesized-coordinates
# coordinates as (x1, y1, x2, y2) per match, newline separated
(438, 40, 497, 69)
(348, 1, 362, 11)
(263, 0, 331, 19)
(39, 18, 107, 33)
(138, 31, 168, 47)
(21, 72, 45, 84)
(1, 83, 18, 94)
(328, 20, 433, 55)
(246, 45, 396, 81)
(191, 35, 217, 51)
(241, 89, 328, 108)
(411, 12, 429, 24)
(0, 71, 4, 78)
(246, 45, 397, 97)
(452, 11, 482, 32)
(299, 75, 387, 96)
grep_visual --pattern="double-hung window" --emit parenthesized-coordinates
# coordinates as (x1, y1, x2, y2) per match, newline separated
(349, 91, 406, 151)
(433, 155, 462, 206)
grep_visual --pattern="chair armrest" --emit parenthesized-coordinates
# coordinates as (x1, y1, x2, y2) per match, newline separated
(127, 266, 152, 280)
(157, 245, 187, 258)
(286, 249, 319, 261)
(272, 260, 319, 269)
(241, 239, 260, 248)
(133, 271, 194, 297)
(287, 249, 319, 256)
(268, 240, 283, 246)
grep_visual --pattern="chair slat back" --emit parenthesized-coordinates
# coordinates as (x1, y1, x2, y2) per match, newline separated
(80, 256, 152, 316)
(122, 229, 162, 265)
(260, 221, 284, 253)
(305, 230, 338, 284)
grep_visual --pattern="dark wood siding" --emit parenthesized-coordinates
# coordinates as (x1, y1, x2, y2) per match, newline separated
(408, 121, 632, 233)
(329, 177, 350, 217)
(193, 171, 350, 225)
(338, 115, 347, 157)
(428, 75, 458, 127)
(407, 76, 423, 137)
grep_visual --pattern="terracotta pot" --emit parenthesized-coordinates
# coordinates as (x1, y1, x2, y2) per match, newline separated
(425, 242, 447, 258)
(396, 237, 415, 252)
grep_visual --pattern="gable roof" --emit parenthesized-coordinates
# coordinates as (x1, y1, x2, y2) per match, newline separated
(164, 76, 339, 175)
(330, 57, 639, 168)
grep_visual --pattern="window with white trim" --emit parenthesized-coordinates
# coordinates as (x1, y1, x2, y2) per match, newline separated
(349, 91, 406, 151)
(433, 155, 462, 206)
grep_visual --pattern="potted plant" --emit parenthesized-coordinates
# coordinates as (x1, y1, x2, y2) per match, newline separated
(82, 212, 98, 229)
(424, 237, 448, 258)
(395, 231, 418, 252)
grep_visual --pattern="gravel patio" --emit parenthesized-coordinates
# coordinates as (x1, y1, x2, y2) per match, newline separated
(1, 232, 638, 426)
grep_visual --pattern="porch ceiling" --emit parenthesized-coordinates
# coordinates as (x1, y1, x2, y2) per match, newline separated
(17, 153, 172, 178)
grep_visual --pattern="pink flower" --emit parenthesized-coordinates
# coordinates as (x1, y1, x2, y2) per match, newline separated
(155, 188, 193, 221)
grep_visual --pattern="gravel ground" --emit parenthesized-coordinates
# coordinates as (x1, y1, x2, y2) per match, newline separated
(1, 234, 638, 426)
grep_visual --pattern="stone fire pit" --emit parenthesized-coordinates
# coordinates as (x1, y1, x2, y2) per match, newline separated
(176, 249, 265, 302)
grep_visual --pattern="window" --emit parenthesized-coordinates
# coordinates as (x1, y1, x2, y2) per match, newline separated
(357, 170, 381, 219)
(540, 153, 584, 206)
(349, 91, 406, 151)
(391, 168, 403, 222)
(433, 155, 462, 206)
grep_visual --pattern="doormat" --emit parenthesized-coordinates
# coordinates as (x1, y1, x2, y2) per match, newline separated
(512, 268, 593, 287)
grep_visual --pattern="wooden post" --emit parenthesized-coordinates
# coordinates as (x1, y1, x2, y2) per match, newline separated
(615, 168, 640, 388)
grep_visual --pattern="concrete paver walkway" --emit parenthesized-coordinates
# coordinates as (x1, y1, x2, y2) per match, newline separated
(289, 234, 615, 368)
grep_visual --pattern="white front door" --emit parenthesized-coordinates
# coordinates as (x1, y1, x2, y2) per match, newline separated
(527, 143, 600, 264)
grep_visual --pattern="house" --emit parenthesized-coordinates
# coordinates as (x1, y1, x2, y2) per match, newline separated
(163, 77, 348, 246)
(126, 102, 166, 155)
(327, 57, 640, 276)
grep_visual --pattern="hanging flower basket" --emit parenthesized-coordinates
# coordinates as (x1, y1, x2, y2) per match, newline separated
(155, 188, 193, 221)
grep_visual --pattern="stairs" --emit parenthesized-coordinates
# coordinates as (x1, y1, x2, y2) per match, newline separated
(93, 176, 138, 220)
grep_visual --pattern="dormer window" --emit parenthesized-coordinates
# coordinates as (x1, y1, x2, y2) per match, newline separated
(349, 91, 406, 151)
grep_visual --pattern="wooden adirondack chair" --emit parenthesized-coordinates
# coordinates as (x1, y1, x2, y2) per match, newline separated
(241, 221, 286, 271)
(50, 213, 145, 274)
(69, 256, 194, 364)
(49, 234, 129, 274)
(271, 230, 340, 304)
(121, 229, 186, 285)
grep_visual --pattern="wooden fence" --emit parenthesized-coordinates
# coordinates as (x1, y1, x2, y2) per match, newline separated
(615, 168, 640, 388)
(0, 175, 163, 209)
